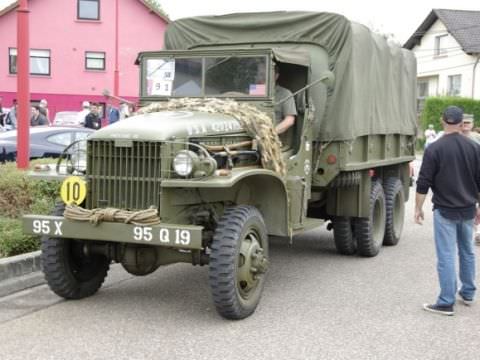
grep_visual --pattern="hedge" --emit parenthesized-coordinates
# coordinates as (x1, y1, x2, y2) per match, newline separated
(0, 160, 59, 257)
(420, 96, 480, 132)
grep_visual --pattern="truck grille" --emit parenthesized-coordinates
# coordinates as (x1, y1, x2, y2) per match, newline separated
(86, 140, 167, 210)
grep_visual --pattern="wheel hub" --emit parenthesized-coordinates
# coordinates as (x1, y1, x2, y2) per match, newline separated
(238, 232, 269, 296)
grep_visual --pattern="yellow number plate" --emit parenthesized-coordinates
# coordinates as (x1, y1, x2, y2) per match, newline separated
(60, 176, 87, 205)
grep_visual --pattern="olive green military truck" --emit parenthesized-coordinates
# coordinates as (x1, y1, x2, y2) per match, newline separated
(23, 12, 416, 319)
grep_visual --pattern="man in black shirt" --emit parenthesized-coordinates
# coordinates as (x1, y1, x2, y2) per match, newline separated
(30, 105, 48, 126)
(415, 106, 479, 316)
(84, 104, 101, 130)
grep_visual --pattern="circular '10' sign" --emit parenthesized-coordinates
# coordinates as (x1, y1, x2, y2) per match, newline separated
(60, 176, 87, 205)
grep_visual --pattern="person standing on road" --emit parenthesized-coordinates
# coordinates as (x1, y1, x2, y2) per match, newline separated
(462, 114, 480, 144)
(107, 104, 120, 125)
(4, 99, 17, 130)
(30, 105, 48, 126)
(77, 101, 90, 126)
(461, 114, 480, 245)
(84, 103, 101, 130)
(39, 99, 50, 125)
(0, 97, 5, 129)
(424, 124, 437, 149)
(415, 106, 479, 316)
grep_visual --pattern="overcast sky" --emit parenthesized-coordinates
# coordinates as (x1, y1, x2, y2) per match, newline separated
(0, 0, 477, 44)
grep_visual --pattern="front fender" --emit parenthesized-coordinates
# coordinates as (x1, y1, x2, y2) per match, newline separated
(161, 168, 284, 188)
(161, 169, 289, 236)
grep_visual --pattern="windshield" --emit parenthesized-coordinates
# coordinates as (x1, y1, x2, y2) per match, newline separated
(144, 55, 268, 98)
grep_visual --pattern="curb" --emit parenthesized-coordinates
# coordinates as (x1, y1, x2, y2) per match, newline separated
(0, 251, 45, 297)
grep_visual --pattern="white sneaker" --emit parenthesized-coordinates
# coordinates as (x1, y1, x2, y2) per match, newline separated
(475, 233, 480, 246)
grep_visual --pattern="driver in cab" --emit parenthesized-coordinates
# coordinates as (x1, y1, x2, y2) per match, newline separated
(274, 65, 297, 149)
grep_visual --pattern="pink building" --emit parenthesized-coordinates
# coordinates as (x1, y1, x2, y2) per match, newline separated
(0, 0, 169, 120)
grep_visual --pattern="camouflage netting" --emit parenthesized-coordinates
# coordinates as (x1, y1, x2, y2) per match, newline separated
(137, 98, 287, 176)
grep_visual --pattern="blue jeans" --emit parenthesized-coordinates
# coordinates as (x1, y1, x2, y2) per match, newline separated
(433, 209, 477, 306)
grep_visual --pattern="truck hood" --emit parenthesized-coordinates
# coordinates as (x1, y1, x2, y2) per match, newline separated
(90, 111, 245, 141)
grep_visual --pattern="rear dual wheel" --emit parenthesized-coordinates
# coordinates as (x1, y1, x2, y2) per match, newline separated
(355, 180, 386, 257)
(332, 216, 356, 255)
(383, 177, 405, 246)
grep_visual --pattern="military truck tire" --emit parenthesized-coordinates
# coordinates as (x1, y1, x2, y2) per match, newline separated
(209, 205, 269, 320)
(41, 203, 110, 299)
(383, 177, 405, 246)
(354, 180, 386, 257)
(332, 217, 357, 255)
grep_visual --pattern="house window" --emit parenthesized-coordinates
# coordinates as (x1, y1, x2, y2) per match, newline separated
(78, 0, 100, 20)
(417, 80, 429, 112)
(8, 48, 16, 73)
(418, 81, 429, 98)
(447, 74, 462, 96)
(434, 35, 448, 56)
(85, 51, 105, 70)
(9, 48, 51, 76)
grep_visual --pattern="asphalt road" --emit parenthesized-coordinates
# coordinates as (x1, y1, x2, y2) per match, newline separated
(1, 160, 479, 359)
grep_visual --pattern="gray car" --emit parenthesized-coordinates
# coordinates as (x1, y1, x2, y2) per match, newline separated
(0, 126, 93, 162)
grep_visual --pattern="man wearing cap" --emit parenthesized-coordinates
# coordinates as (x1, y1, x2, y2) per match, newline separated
(461, 114, 480, 245)
(77, 101, 90, 126)
(415, 106, 480, 316)
(462, 114, 480, 144)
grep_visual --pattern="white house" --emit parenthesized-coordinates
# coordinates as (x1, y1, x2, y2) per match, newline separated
(404, 9, 480, 109)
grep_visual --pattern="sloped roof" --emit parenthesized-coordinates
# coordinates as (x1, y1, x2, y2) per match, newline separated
(0, 0, 169, 22)
(404, 9, 480, 53)
(0, 0, 16, 16)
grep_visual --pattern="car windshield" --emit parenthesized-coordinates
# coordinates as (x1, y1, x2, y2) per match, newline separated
(144, 55, 267, 98)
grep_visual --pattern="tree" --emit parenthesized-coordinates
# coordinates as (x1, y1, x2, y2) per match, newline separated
(143, 0, 169, 18)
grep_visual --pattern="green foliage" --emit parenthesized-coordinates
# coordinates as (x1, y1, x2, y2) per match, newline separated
(0, 217, 40, 257)
(143, 0, 169, 18)
(420, 97, 480, 132)
(0, 161, 59, 218)
(416, 137, 426, 151)
(0, 160, 60, 257)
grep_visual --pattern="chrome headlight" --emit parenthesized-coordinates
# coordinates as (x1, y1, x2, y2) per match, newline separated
(66, 141, 88, 174)
(173, 150, 198, 177)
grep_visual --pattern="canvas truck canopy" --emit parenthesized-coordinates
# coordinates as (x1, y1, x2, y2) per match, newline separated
(272, 48, 310, 67)
(164, 11, 417, 142)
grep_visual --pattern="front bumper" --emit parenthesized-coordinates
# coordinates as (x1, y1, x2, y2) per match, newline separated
(23, 215, 203, 250)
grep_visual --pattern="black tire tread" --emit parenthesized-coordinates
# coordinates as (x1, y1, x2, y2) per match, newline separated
(383, 177, 405, 246)
(332, 216, 356, 255)
(209, 205, 267, 320)
(354, 181, 386, 257)
(41, 203, 109, 299)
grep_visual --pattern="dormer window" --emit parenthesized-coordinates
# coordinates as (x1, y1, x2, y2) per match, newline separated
(434, 34, 448, 57)
(78, 0, 100, 21)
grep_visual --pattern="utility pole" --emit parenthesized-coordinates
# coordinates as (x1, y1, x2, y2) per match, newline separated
(114, 0, 119, 98)
(17, 0, 30, 169)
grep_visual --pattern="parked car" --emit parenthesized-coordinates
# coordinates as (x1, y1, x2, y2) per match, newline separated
(53, 111, 82, 126)
(0, 126, 94, 162)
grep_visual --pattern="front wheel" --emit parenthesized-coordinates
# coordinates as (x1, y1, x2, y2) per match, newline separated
(209, 206, 269, 320)
(41, 204, 110, 299)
